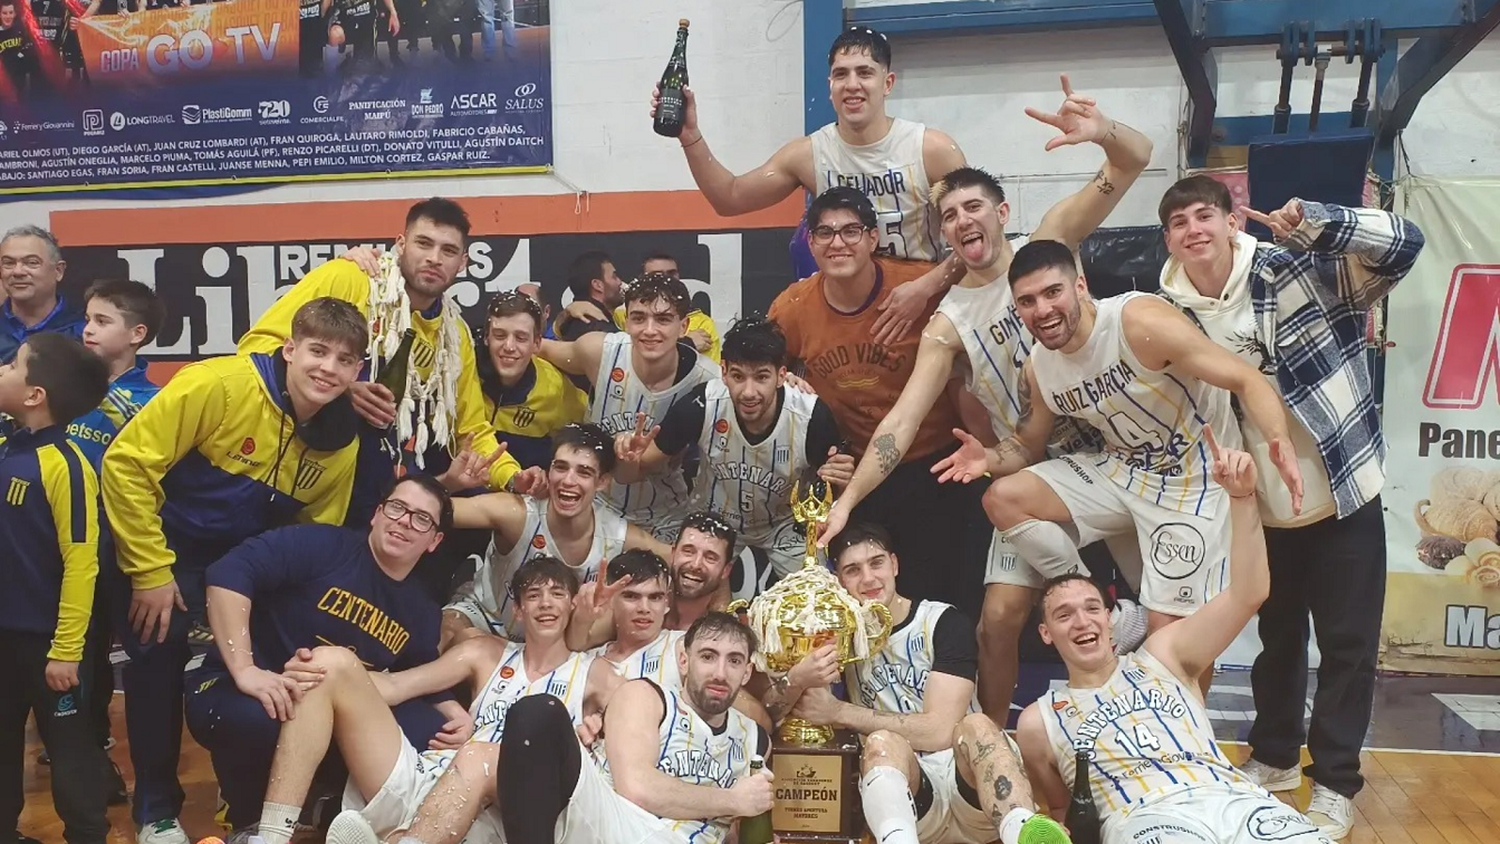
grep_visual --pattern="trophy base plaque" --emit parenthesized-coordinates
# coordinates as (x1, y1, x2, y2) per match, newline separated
(769, 729, 867, 844)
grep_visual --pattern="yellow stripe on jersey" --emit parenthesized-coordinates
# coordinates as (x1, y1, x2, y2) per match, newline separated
(39, 442, 100, 662)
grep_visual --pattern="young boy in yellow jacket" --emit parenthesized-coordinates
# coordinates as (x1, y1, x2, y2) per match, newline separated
(103, 298, 368, 844)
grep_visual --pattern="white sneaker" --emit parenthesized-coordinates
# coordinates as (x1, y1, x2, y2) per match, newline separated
(1306, 783, 1354, 840)
(325, 809, 382, 844)
(137, 820, 191, 844)
(226, 832, 267, 844)
(1111, 598, 1148, 654)
(1241, 757, 1301, 792)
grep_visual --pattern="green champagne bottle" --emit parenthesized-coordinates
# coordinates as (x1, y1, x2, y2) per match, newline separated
(1065, 750, 1102, 844)
(374, 328, 417, 408)
(653, 19, 690, 138)
(738, 755, 774, 844)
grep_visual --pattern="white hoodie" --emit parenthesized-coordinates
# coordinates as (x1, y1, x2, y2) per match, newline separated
(1158, 231, 1335, 528)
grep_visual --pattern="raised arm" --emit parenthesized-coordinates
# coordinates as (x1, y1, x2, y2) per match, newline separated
(821, 319, 961, 543)
(1149, 427, 1268, 684)
(1016, 705, 1069, 821)
(539, 331, 606, 381)
(1246, 199, 1426, 310)
(606, 680, 769, 820)
(1121, 296, 1302, 511)
(660, 83, 811, 217)
(1029, 75, 1154, 250)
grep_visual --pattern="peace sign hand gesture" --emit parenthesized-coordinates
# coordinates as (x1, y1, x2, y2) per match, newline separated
(615, 413, 661, 464)
(438, 435, 506, 492)
(576, 574, 635, 618)
(1203, 424, 1256, 501)
(1239, 200, 1305, 242)
(1024, 74, 1110, 152)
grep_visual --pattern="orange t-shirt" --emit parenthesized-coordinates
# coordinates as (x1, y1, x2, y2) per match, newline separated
(769, 258, 961, 461)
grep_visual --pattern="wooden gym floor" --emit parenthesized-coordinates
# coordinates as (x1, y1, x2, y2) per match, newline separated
(17, 694, 1500, 844)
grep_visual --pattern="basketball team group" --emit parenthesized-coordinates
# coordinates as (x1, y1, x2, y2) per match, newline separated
(1, 24, 1427, 844)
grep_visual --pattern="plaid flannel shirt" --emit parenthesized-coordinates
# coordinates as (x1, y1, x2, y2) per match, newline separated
(1164, 201, 1425, 519)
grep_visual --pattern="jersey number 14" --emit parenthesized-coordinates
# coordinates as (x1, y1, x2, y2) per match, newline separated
(1114, 723, 1162, 757)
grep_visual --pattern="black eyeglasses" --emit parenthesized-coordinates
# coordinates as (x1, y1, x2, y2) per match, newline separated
(379, 499, 438, 533)
(487, 291, 544, 320)
(810, 224, 872, 245)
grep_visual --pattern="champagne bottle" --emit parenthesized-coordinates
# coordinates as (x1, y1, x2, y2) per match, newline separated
(1064, 750, 1102, 844)
(653, 19, 690, 138)
(739, 755, 774, 844)
(375, 328, 417, 398)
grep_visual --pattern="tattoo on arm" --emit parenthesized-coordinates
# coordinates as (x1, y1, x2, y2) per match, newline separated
(1104, 120, 1118, 143)
(874, 433, 902, 476)
(1093, 168, 1116, 196)
(1016, 373, 1034, 426)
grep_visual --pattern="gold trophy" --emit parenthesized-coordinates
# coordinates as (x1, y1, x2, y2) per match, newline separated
(729, 481, 892, 843)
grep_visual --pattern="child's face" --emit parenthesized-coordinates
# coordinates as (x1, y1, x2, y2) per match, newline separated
(0, 344, 38, 417)
(84, 298, 143, 362)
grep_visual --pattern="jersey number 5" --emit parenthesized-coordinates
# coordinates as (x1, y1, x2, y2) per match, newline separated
(876, 216, 907, 259)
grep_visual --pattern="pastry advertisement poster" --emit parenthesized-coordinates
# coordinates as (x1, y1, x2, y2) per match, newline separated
(1381, 177, 1500, 674)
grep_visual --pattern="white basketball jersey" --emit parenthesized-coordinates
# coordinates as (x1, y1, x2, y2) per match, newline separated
(591, 332, 719, 530)
(652, 686, 761, 844)
(811, 118, 940, 263)
(418, 642, 594, 776)
(1038, 649, 1252, 821)
(692, 381, 817, 536)
(1029, 292, 1240, 514)
(844, 600, 980, 721)
(454, 497, 629, 638)
(591, 629, 685, 687)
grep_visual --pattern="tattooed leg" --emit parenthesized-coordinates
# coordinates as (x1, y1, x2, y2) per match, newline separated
(953, 713, 1076, 844)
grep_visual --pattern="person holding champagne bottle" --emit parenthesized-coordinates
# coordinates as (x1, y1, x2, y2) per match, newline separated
(651, 25, 967, 346)
(1015, 428, 1335, 844)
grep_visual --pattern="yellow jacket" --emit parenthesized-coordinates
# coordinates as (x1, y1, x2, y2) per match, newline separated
(102, 354, 359, 590)
(238, 259, 521, 490)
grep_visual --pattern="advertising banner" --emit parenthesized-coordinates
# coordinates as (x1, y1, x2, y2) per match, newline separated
(1381, 177, 1500, 675)
(0, 0, 551, 193)
(50, 191, 806, 381)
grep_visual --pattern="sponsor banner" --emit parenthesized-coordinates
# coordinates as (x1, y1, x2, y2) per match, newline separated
(1381, 177, 1500, 675)
(49, 192, 806, 383)
(0, 0, 550, 192)
(74, 2, 299, 81)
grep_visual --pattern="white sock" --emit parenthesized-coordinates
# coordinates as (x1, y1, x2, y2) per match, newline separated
(257, 801, 300, 844)
(859, 766, 920, 844)
(997, 806, 1036, 844)
(1003, 519, 1086, 579)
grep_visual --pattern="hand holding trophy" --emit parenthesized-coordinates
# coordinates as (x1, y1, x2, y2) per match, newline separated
(728, 480, 892, 842)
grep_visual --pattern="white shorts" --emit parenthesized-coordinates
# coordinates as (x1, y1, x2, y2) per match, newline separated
(912, 748, 1003, 844)
(556, 751, 698, 844)
(739, 519, 805, 579)
(344, 739, 506, 843)
(984, 526, 1145, 594)
(1022, 455, 1230, 617)
(1106, 784, 1335, 844)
